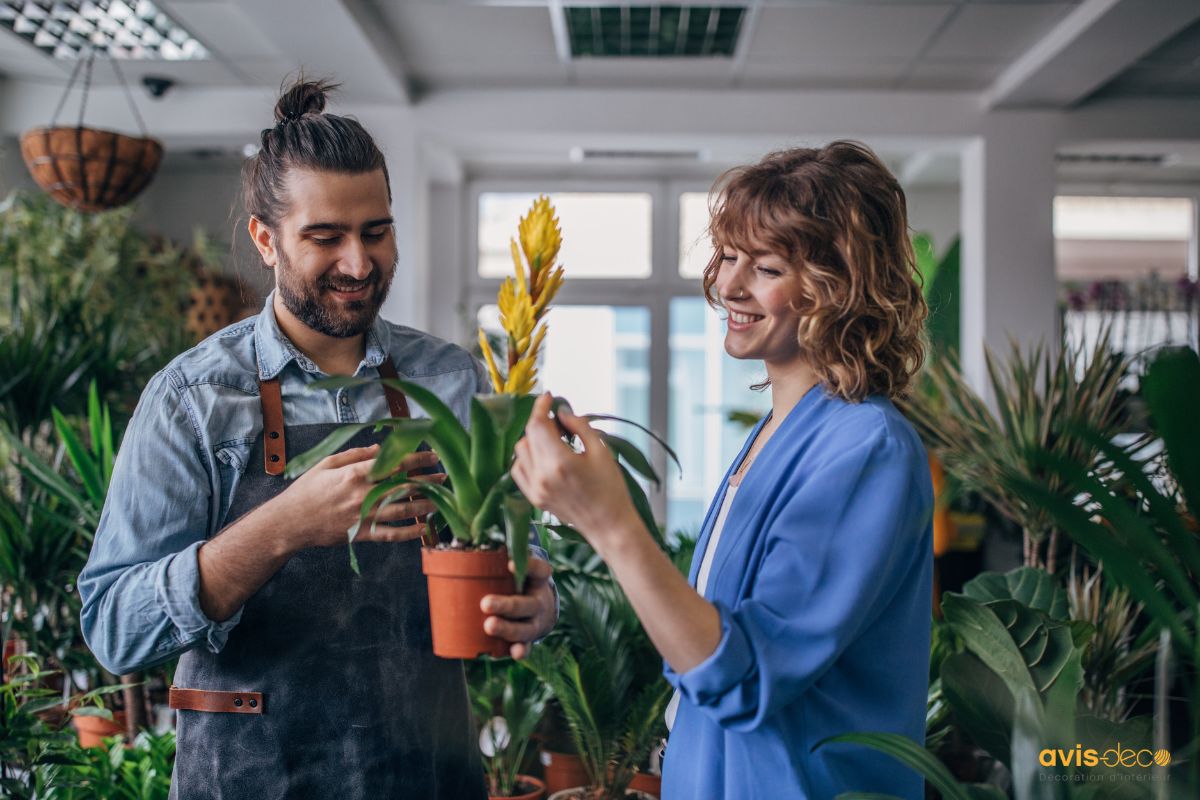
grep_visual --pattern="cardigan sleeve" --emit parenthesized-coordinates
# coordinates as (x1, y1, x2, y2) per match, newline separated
(664, 428, 929, 732)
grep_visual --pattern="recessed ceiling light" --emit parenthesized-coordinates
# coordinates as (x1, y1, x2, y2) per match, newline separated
(0, 0, 208, 61)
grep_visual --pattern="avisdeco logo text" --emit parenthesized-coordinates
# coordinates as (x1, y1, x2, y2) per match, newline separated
(1039, 745, 1171, 769)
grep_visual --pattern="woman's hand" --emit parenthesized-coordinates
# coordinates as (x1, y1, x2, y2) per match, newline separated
(511, 392, 640, 553)
(480, 556, 556, 660)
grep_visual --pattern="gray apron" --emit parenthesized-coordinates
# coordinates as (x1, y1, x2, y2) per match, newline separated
(169, 362, 485, 800)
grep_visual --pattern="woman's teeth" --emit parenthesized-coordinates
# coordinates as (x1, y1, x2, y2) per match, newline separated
(730, 311, 764, 324)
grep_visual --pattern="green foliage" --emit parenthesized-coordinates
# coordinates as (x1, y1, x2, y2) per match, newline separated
(0, 190, 204, 437)
(524, 580, 670, 799)
(996, 345, 1200, 789)
(288, 376, 668, 592)
(902, 331, 1139, 565)
(38, 728, 176, 800)
(1, 382, 120, 678)
(0, 654, 128, 799)
(468, 659, 551, 797)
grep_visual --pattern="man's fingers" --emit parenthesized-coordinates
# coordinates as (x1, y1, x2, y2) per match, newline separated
(483, 616, 541, 643)
(321, 444, 380, 469)
(397, 450, 441, 472)
(355, 520, 428, 543)
(373, 498, 436, 521)
(480, 593, 539, 619)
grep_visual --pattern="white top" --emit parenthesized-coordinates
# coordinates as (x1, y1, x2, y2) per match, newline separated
(665, 483, 739, 732)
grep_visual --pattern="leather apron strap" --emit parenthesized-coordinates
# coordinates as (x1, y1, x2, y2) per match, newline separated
(260, 356, 409, 476)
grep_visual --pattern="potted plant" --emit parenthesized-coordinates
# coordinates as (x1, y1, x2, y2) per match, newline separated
(469, 658, 551, 799)
(524, 580, 671, 800)
(288, 196, 671, 659)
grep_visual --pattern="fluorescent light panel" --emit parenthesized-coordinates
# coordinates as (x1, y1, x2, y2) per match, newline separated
(0, 0, 208, 60)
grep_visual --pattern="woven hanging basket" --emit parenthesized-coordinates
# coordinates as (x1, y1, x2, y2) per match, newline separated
(20, 125, 163, 213)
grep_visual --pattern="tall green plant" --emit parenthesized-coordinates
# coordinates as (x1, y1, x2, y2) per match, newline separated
(997, 345, 1200, 790)
(1, 382, 118, 679)
(523, 580, 670, 799)
(902, 331, 1139, 572)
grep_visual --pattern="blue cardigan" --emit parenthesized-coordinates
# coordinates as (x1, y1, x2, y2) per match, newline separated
(662, 388, 933, 799)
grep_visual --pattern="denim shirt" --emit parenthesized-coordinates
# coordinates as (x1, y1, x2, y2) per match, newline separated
(79, 290, 550, 676)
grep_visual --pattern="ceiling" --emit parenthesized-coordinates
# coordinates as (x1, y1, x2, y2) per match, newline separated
(0, 0, 1197, 187)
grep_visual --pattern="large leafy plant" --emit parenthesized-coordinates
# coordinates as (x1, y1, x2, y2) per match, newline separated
(902, 331, 1139, 573)
(288, 197, 672, 590)
(818, 568, 1164, 799)
(996, 345, 1200, 791)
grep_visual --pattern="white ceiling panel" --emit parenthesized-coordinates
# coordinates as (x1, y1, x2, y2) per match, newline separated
(903, 60, 1006, 90)
(162, 1, 282, 60)
(740, 59, 910, 90)
(574, 58, 734, 88)
(925, 4, 1073, 61)
(745, 5, 954, 64)
(373, 3, 559, 84)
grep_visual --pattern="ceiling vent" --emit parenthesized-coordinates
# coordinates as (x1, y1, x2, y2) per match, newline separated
(565, 5, 746, 58)
(1056, 153, 1167, 166)
(570, 147, 705, 161)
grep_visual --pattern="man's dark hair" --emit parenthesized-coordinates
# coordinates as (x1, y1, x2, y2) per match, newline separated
(242, 77, 390, 228)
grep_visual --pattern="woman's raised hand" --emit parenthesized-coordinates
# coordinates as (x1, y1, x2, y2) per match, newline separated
(511, 393, 639, 547)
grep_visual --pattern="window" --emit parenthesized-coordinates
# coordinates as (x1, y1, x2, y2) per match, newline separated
(470, 182, 771, 536)
(1055, 196, 1199, 356)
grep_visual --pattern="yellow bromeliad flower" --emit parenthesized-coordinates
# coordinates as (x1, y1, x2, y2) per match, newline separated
(479, 195, 564, 395)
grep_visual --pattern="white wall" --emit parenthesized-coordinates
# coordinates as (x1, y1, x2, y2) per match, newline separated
(906, 186, 961, 259)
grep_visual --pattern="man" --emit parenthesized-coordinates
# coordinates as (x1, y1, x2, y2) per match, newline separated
(78, 78, 556, 799)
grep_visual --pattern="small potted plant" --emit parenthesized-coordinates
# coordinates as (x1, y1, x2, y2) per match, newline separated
(524, 581, 671, 800)
(289, 197, 671, 659)
(469, 658, 551, 800)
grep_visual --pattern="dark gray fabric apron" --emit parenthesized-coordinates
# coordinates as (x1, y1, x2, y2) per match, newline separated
(169, 368, 485, 800)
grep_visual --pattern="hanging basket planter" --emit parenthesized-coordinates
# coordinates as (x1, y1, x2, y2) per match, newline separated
(20, 126, 162, 213)
(20, 49, 163, 213)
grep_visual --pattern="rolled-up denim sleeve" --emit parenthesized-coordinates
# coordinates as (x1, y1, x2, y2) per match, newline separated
(78, 369, 241, 676)
(663, 431, 928, 732)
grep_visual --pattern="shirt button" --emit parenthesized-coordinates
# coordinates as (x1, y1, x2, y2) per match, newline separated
(340, 396, 349, 406)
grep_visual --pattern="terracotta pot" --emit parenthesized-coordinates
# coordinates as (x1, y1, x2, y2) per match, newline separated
(490, 774, 546, 800)
(422, 545, 515, 659)
(628, 770, 661, 797)
(541, 750, 589, 795)
(547, 789, 652, 800)
(72, 711, 127, 749)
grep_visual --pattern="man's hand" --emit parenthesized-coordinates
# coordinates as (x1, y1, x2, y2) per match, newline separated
(480, 557, 556, 660)
(281, 444, 445, 551)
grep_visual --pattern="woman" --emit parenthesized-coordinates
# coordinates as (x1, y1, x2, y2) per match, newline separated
(510, 141, 933, 799)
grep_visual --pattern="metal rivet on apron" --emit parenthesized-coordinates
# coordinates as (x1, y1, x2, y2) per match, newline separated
(234, 697, 243, 707)
(269, 454, 279, 463)
(269, 430, 279, 439)
(249, 699, 257, 708)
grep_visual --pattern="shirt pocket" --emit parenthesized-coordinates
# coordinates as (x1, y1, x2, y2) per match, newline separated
(214, 438, 256, 530)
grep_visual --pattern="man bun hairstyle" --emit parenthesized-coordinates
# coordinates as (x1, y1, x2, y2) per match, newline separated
(702, 140, 928, 402)
(242, 77, 390, 229)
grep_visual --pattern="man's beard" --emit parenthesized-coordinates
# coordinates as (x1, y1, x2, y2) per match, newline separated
(275, 245, 396, 338)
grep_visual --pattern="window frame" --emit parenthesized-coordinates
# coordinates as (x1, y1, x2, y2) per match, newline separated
(464, 178, 714, 525)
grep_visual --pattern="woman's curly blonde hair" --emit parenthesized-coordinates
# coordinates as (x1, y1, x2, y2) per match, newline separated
(702, 140, 928, 402)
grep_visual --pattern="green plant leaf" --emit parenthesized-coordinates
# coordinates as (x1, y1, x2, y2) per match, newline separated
(940, 593, 1040, 704)
(941, 650, 1016, 768)
(585, 412, 681, 476)
(817, 731, 972, 800)
(367, 419, 435, 482)
(283, 422, 375, 478)
(618, 460, 664, 548)
(963, 567, 1068, 620)
(503, 495, 532, 592)
(471, 396, 505, 492)
(1141, 346, 1200, 516)
(52, 406, 104, 507)
(414, 480, 472, 543)
(600, 431, 660, 488)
